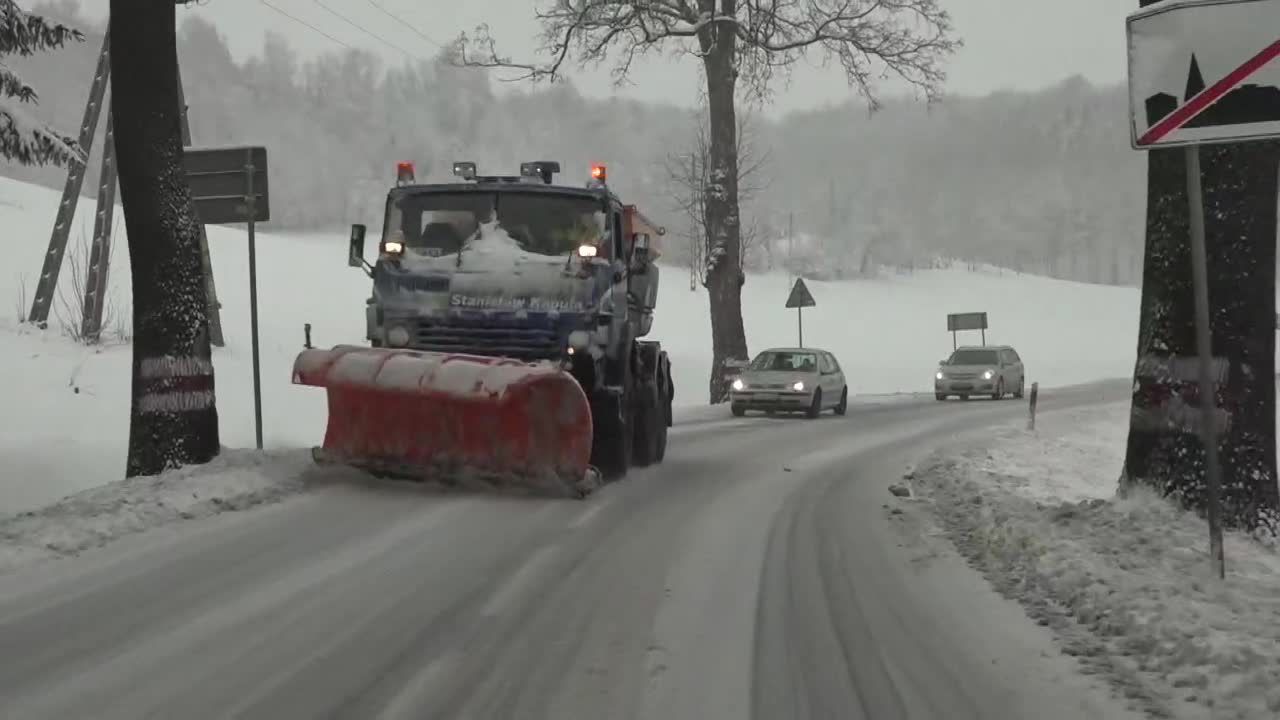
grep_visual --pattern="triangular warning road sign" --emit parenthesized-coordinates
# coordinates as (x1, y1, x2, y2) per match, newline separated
(785, 278, 816, 308)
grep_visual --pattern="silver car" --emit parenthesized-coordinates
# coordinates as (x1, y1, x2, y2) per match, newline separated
(730, 347, 848, 418)
(934, 345, 1026, 401)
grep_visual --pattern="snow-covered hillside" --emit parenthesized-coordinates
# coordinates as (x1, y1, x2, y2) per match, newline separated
(1, 176, 1139, 511)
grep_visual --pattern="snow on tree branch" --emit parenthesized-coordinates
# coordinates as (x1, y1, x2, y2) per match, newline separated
(0, 1, 84, 167)
(0, 96, 81, 166)
(0, 1, 81, 57)
(452, 0, 960, 106)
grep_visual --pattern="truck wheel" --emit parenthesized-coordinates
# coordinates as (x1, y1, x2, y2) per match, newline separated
(632, 382, 660, 467)
(591, 392, 632, 480)
(731, 404, 745, 417)
(654, 412, 668, 462)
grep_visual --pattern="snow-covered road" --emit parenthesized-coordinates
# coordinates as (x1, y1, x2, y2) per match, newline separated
(0, 383, 1144, 720)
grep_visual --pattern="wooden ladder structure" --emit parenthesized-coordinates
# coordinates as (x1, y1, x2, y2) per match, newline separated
(26, 30, 224, 345)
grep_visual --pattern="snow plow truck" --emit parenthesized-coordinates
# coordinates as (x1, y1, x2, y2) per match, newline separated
(292, 160, 673, 496)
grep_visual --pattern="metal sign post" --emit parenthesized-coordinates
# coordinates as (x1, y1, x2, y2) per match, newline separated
(785, 277, 816, 347)
(1122, 0, 1280, 578)
(182, 145, 270, 449)
(1183, 145, 1226, 578)
(946, 312, 989, 350)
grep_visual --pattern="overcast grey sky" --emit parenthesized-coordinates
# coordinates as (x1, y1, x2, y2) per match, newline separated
(79, 0, 1128, 114)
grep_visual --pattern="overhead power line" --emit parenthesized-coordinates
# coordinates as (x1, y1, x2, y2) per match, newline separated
(363, 0, 442, 49)
(258, 0, 354, 50)
(310, 0, 421, 60)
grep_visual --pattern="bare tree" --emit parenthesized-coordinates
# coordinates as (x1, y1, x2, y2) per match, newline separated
(454, 0, 959, 402)
(663, 105, 770, 293)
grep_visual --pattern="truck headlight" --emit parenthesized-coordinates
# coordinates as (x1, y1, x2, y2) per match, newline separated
(732, 378, 745, 391)
(982, 370, 994, 380)
(935, 371, 944, 380)
(386, 326, 410, 347)
(792, 381, 805, 391)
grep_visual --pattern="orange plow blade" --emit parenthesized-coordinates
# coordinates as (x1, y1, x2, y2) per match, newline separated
(292, 345, 595, 496)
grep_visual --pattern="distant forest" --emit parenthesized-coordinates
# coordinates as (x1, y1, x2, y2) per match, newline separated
(8, 2, 1145, 286)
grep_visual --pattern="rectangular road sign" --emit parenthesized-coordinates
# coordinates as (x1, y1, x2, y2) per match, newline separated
(947, 312, 988, 332)
(1128, 0, 1280, 148)
(182, 146, 269, 223)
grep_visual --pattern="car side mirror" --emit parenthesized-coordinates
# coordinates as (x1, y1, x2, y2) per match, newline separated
(348, 224, 367, 268)
(938, 358, 948, 366)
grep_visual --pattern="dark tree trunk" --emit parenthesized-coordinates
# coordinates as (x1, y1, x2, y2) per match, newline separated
(110, 0, 220, 476)
(1121, 0, 1280, 537)
(699, 0, 750, 403)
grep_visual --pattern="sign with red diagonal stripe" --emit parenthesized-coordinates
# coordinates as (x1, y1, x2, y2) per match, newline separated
(1127, 0, 1280, 149)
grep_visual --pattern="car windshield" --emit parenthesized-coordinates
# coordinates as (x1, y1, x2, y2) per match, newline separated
(949, 349, 999, 365)
(750, 351, 819, 372)
(384, 190, 608, 258)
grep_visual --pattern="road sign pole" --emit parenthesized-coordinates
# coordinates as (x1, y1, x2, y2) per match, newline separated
(797, 306, 803, 348)
(245, 148, 263, 450)
(1185, 144, 1226, 579)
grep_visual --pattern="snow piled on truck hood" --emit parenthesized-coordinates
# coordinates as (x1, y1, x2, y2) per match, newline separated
(396, 221, 600, 304)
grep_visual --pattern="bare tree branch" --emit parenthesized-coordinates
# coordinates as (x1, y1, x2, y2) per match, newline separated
(664, 103, 772, 281)
(452, 0, 960, 107)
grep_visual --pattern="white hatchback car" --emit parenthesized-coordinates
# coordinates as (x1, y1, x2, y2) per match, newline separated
(730, 347, 848, 418)
(934, 345, 1026, 401)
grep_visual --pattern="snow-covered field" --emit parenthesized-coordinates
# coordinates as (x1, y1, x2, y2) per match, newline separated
(2, 175, 1139, 511)
(906, 404, 1280, 720)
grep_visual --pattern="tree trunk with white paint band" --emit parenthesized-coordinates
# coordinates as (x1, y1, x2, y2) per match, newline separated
(110, 0, 220, 477)
(1122, 0, 1279, 536)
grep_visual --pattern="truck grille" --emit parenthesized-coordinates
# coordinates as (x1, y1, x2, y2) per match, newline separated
(410, 320, 561, 360)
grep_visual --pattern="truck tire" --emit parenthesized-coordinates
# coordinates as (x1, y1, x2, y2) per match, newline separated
(632, 381, 660, 467)
(592, 338, 635, 480)
(591, 391, 632, 480)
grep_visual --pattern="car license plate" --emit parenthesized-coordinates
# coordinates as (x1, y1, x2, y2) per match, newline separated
(755, 393, 778, 401)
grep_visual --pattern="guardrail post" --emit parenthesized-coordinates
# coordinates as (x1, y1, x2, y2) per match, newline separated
(1027, 381, 1039, 430)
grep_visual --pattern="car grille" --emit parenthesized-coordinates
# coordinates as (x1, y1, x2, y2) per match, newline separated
(752, 383, 790, 390)
(410, 320, 561, 360)
(947, 372, 979, 380)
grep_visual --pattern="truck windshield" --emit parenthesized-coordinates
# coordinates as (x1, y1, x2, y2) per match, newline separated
(385, 190, 609, 258)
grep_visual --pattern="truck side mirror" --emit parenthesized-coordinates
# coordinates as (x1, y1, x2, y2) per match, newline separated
(631, 232, 650, 273)
(348, 224, 367, 268)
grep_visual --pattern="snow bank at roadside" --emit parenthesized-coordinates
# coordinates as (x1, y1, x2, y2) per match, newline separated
(906, 403, 1280, 720)
(0, 449, 320, 575)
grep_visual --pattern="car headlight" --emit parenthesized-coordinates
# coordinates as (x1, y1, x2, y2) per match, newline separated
(386, 325, 410, 347)
(982, 370, 994, 380)
(792, 381, 805, 391)
(732, 378, 745, 391)
(935, 371, 944, 380)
